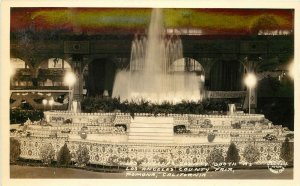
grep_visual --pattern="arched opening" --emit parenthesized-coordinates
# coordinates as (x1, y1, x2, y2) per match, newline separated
(86, 59, 117, 97)
(37, 58, 71, 86)
(209, 60, 244, 91)
(10, 58, 31, 86)
(171, 57, 205, 82)
(11, 58, 29, 69)
(170, 57, 205, 75)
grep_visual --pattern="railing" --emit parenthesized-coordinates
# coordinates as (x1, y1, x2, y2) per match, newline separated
(11, 86, 69, 90)
(206, 91, 247, 99)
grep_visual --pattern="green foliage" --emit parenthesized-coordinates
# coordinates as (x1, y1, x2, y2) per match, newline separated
(202, 99, 229, 113)
(257, 77, 293, 98)
(39, 143, 55, 165)
(225, 143, 240, 163)
(206, 148, 224, 165)
(81, 97, 229, 114)
(243, 144, 260, 163)
(76, 145, 90, 167)
(57, 143, 71, 166)
(10, 109, 44, 124)
(257, 97, 294, 130)
(10, 138, 21, 163)
(280, 137, 294, 163)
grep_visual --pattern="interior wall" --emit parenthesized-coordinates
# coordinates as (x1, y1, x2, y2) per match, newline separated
(209, 60, 244, 91)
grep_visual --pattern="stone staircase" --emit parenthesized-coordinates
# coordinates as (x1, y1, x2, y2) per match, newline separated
(128, 117, 174, 143)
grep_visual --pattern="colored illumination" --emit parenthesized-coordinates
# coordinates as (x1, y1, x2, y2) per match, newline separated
(10, 8, 293, 35)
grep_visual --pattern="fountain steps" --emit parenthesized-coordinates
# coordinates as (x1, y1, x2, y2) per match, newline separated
(128, 117, 174, 143)
(129, 132, 173, 136)
(129, 127, 172, 133)
(129, 136, 173, 140)
(128, 139, 174, 144)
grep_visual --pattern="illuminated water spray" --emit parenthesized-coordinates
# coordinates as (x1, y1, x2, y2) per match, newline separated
(113, 9, 202, 103)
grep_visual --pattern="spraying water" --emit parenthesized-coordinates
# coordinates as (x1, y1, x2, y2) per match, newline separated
(112, 9, 202, 103)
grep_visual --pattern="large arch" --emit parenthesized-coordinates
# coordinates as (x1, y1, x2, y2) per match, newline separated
(10, 54, 34, 69)
(10, 57, 30, 70)
(36, 58, 72, 86)
(170, 57, 206, 96)
(170, 57, 205, 74)
(10, 58, 32, 86)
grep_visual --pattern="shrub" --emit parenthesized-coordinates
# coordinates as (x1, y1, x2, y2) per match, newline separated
(10, 109, 44, 124)
(207, 133, 216, 142)
(202, 99, 229, 112)
(10, 138, 21, 163)
(243, 144, 260, 163)
(280, 137, 294, 163)
(81, 97, 229, 114)
(39, 143, 55, 165)
(57, 143, 71, 166)
(225, 143, 240, 164)
(206, 148, 224, 165)
(76, 145, 90, 167)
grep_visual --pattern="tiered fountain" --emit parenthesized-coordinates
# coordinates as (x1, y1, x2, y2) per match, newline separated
(112, 8, 202, 103)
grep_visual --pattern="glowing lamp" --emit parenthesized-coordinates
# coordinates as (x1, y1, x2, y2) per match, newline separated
(49, 98, 54, 106)
(64, 72, 76, 86)
(288, 61, 295, 79)
(244, 73, 257, 88)
(10, 64, 15, 77)
(42, 99, 48, 105)
(244, 73, 257, 114)
(200, 75, 205, 82)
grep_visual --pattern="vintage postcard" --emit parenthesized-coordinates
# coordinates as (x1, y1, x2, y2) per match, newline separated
(1, 0, 299, 186)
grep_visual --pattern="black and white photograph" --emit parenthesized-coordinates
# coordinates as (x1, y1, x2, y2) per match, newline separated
(1, 0, 299, 186)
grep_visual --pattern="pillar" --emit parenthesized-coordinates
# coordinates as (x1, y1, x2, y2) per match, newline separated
(71, 60, 84, 102)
